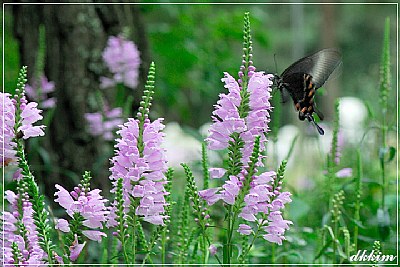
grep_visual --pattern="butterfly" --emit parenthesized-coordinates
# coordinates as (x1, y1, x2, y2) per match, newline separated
(274, 48, 342, 135)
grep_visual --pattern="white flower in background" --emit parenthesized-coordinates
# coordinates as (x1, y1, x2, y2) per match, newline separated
(338, 97, 367, 143)
(163, 122, 201, 167)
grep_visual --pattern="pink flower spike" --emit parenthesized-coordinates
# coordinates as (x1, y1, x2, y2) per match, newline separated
(102, 35, 141, 89)
(108, 117, 168, 226)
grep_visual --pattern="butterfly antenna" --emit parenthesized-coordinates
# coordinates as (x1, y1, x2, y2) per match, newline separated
(306, 114, 325, 135)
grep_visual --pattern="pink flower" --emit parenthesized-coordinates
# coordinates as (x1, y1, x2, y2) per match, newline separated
(102, 35, 141, 89)
(263, 233, 285, 245)
(99, 76, 116, 89)
(262, 211, 293, 245)
(220, 175, 242, 205)
(1, 190, 47, 265)
(85, 107, 123, 140)
(203, 71, 274, 206)
(108, 118, 169, 226)
(19, 101, 45, 139)
(238, 224, 253, 235)
(54, 184, 75, 216)
(336, 168, 353, 178)
(205, 72, 248, 150)
(209, 168, 226, 179)
(54, 184, 108, 241)
(69, 235, 86, 262)
(200, 67, 292, 245)
(25, 75, 57, 109)
(56, 219, 71, 232)
(240, 72, 273, 166)
(1, 93, 45, 168)
(198, 188, 221, 206)
(1, 93, 17, 166)
(208, 244, 218, 256)
(82, 230, 107, 242)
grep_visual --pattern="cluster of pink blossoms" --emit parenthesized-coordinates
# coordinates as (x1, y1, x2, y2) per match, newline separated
(100, 35, 141, 89)
(54, 185, 109, 242)
(1, 191, 47, 266)
(54, 184, 108, 262)
(1, 92, 45, 167)
(107, 118, 169, 226)
(85, 107, 123, 140)
(25, 75, 57, 109)
(199, 70, 293, 245)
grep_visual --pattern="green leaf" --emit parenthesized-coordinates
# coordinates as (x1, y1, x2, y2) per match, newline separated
(314, 239, 333, 260)
(285, 135, 299, 161)
(379, 146, 396, 163)
(364, 101, 375, 119)
(387, 146, 396, 162)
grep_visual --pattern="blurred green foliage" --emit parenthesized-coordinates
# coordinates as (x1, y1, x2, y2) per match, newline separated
(140, 4, 396, 127)
(3, 10, 20, 95)
(4, 5, 397, 126)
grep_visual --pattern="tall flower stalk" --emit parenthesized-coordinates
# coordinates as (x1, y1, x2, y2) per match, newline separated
(378, 17, 391, 209)
(377, 17, 393, 241)
(1, 66, 56, 265)
(183, 12, 293, 264)
(107, 62, 170, 264)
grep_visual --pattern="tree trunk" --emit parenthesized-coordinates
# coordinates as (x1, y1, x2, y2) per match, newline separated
(13, 3, 149, 198)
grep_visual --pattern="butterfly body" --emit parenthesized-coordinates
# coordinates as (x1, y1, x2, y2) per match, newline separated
(275, 48, 342, 135)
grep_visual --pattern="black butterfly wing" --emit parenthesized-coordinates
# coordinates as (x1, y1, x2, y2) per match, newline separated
(281, 48, 342, 89)
(280, 72, 307, 103)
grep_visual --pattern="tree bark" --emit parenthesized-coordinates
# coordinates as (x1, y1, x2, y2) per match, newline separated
(13, 3, 149, 198)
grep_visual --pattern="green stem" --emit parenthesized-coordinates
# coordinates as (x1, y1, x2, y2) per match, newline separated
(223, 204, 234, 265)
(202, 142, 210, 189)
(17, 140, 55, 265)
(353, 150, 362, 250)
(141, 223, 165, 266)
(120, 225, 129, 263)
(202, 232, 208, 264)
(271, 243, 276, 263)
(161, 227, 166, 265)
(132, 214, 137, 264)
(333, 218, 338, 264)
(381, 123, 386, 209)
(244, 221, 262, 257)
